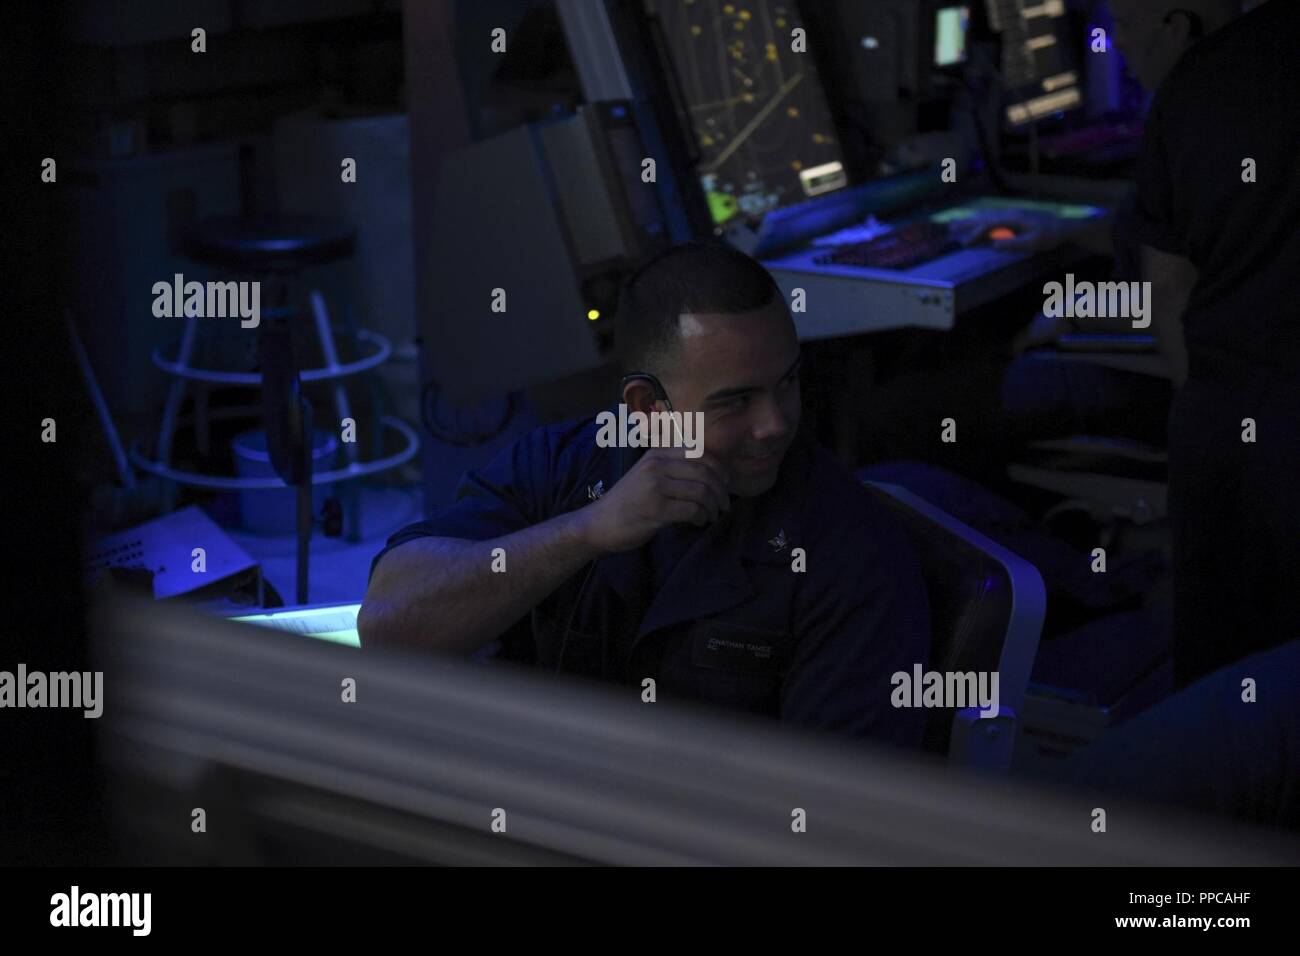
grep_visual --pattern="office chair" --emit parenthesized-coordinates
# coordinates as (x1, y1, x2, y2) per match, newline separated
(865, 481, 1047, 772)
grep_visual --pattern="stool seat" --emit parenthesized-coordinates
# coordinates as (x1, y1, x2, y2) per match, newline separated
(178, 216, 356, 273)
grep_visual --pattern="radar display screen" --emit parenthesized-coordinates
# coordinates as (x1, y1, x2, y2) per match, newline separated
(649, 0, 849, 226)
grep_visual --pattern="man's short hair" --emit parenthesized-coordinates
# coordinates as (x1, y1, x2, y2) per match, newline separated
(616, 241, 784, 374)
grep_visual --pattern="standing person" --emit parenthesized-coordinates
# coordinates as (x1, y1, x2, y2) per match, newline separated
(1125, 0, 1300, 685)
(1001, 0, 1247, 450)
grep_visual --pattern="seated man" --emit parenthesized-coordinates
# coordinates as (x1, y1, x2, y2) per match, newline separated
(360, 241, 931, 745)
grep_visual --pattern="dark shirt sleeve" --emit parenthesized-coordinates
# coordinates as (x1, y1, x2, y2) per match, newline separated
(368, 428, 555, 585)
(1130, 88, 1189, 258)
(781, 507, 931, 747)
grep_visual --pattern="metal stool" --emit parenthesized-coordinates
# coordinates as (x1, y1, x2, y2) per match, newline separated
(133, 215, 419, 603)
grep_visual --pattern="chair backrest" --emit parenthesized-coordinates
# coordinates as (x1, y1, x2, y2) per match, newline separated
(866, 481, 1046, 770)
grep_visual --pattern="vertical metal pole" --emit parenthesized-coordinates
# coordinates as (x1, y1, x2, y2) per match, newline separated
(296, 478, 311, 605)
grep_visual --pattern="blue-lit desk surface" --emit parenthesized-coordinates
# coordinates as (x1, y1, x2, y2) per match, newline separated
(762, 196, 1112, 339)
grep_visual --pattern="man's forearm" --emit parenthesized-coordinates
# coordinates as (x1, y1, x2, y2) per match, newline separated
(358, 509, 599, 654)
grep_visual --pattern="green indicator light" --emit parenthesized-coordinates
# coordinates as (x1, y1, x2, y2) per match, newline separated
(707, 190, 739, 225)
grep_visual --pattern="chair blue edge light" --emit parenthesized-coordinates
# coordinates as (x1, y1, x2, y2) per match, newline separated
(867, 480, 1047, 771)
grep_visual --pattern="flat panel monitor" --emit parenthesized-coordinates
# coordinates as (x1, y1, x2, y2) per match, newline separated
(986, 0, 1082, 125)
(647, 0, 850, 227)
(933, 4, 971, 68)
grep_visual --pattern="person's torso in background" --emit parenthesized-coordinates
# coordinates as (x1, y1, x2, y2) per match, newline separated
(1149, 1, 1300, 379)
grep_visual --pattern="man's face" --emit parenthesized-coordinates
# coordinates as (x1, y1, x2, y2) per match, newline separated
(1110, 0, 1194, 92)
(659, 298, 802, 498)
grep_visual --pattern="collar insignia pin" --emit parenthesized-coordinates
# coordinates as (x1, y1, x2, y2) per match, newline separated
(768, 529, 788, 551)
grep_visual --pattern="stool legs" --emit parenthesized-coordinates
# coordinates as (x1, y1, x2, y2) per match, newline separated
(157, 313, 201, 510)
(308, 290, 357, 462)
(194, 384, 211, 458)
(309, 289, 363, 541)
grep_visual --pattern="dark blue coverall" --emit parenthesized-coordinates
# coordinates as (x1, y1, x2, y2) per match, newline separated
(370, 409, 932, 746)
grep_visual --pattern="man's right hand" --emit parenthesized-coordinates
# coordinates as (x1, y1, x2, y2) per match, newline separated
(578, 447, 731, 554)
